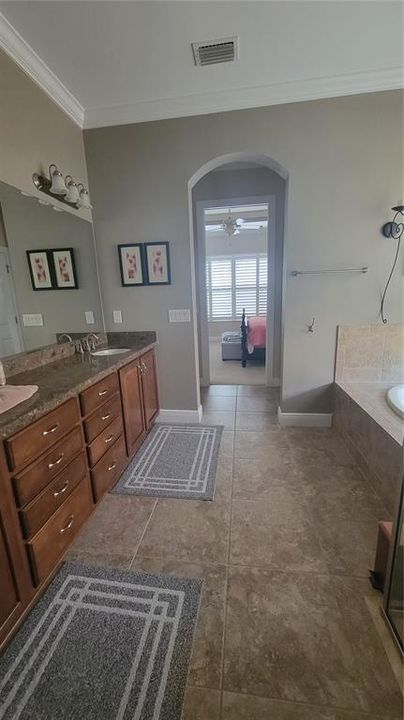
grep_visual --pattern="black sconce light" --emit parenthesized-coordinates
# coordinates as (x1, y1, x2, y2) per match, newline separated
(380, 205, 404, 324)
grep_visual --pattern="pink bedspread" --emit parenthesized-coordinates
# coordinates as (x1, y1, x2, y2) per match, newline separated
(247, 316, 266, 353)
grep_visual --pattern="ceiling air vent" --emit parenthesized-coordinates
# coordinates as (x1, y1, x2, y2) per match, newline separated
(192, 37, 238, 67)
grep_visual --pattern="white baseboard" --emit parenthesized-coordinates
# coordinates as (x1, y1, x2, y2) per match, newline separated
(278, 407, 333, 427)
(156, 406, 202, 424)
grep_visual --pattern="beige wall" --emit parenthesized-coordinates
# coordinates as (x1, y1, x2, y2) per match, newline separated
(0, 50, 91, 221)
(84, 90, 403, 413)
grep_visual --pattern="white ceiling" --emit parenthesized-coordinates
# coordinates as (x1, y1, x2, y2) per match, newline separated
(0, 1, 402, 129)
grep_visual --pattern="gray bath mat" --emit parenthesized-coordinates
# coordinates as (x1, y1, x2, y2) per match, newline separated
(0, 562, 202, 720)
(112, 423, 223, 500)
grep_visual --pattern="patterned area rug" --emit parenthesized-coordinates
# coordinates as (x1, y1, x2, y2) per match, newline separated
(0, 563, 202, 720)
(112, 423, 223, 500)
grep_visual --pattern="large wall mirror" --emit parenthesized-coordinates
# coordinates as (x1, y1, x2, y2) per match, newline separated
(0, 180, 104, 358)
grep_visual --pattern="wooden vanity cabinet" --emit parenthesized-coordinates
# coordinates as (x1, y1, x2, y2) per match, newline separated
(0, 448, 31, 647)
(0, 346, 159, 649)
(119, 361, 146, 456)
(139, 349, 159, 429)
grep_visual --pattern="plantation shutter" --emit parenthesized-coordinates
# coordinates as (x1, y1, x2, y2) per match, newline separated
(206, 255, 267, 321)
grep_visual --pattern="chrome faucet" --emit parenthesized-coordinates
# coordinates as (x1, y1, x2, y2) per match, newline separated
(59, 333, 73, 343)
(87, 333, 99, 352)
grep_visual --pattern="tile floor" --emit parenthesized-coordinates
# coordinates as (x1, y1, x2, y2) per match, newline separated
(67, 384, 403, 719)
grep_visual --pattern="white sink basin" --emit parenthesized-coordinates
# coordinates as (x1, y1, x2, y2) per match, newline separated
(386, 385, 404, 419)
(91, 347, 131, 356)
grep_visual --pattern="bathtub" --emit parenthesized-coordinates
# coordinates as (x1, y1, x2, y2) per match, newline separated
(386, 385, 404, 419)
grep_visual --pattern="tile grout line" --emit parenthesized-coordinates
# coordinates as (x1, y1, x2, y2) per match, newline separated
(219, 423, 235, 716)
(128, 498, 159, 569)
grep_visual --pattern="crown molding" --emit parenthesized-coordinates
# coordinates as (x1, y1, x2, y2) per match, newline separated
(84, 65, 403, 129)
(0, 12, 84, 128)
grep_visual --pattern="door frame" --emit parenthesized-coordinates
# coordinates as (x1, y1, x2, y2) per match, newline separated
(0, 246, 24, 356)
(195, 194, 277, 387)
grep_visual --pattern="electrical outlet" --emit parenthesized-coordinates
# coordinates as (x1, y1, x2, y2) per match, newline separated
(22, 313, 43, 327)
(113, 310, 123, 324)
(85, 311, 95, 325)
(168, 309, 191, 323)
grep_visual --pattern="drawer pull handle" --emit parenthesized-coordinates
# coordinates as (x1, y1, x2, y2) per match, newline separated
(142, 362, 148, 374)
(48, 454, 64, 469)
(101, 412, 112, 421)
(104, 435, 114, 444)
(60, 515, 74, 533)
(98, 389, 108, 397)
(108, 461, 117, 471)
(53, 481, 69, 497)
(42, 423, 59, 436)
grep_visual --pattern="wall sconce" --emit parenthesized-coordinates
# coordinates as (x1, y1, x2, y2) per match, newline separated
(380, 204, 404, 324)
(32, 164, 92, 211)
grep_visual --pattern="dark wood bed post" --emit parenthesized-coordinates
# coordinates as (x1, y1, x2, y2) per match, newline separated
(240, 308, 248, 367)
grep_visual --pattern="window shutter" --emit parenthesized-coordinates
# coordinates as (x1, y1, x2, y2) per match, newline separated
(206, 254, 267, 320)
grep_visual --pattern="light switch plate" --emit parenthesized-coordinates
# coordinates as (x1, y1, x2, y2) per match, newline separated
(168, 309, 191, 323)
(85, 311, 95, 325)
(22, 313, 43, 327)
(113, 310, 123, 324)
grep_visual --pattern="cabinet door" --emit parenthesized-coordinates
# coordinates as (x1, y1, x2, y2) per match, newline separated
(119, 361, 146, 457)
(0, 450, 32, 648)
(140, 350, 159, 430)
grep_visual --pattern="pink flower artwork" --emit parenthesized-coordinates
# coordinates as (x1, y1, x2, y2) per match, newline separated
(34, 257, 47, 284)
(126, 251, 138, 279)
(57, 256, 71, 283)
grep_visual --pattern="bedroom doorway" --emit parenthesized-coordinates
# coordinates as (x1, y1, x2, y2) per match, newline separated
(204, 202, 269, 385)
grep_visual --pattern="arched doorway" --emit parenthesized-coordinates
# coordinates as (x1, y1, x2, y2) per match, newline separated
(187, 153, 288, 404)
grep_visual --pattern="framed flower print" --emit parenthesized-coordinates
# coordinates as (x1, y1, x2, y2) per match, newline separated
(145, 242, 171, 285)
(26, 250, 54, 290)
(118, 243, 146, 286)
(52, 249, 78, 289)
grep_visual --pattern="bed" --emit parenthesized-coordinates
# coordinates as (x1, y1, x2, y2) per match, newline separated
(240, 310, 266, 367)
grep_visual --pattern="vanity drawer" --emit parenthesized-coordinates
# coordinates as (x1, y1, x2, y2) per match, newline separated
(91, 435, 127, 502)
(6, 398, 80, 471)
(83, 393, 122, 443)
(19, 452, 88, 539)
(80, 373, 119, 417)
(13, 427, 84, 508)
(27, 476, 93, 586)
(87, 415, 123, 468)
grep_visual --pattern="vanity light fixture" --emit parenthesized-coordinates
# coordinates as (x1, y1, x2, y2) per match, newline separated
(32, 164, 91, 211)
(380, 204, 404, 323)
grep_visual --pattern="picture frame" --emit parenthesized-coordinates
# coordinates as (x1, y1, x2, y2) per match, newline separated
(145, 242, 171, 285)
(51, 248, 78, 289)
(26, 250, 54, 291)
(118, 243, 146, 286)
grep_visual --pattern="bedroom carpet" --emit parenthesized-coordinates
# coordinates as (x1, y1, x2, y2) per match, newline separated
(112, 424, 223, 500)
(0, 563, 202, 720)
(209, 339, 265, 385)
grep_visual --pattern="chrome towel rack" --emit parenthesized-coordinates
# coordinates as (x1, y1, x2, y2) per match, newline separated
(290, 267, 368, 277)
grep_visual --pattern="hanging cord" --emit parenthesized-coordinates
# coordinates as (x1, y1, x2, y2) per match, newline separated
(380, 210, 403, 324)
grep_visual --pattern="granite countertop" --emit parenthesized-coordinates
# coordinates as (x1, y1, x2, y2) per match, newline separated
(0, 332, 157, 440)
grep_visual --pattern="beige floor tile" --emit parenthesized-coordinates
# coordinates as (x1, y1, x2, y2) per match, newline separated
(181, 687, 221, 719)
(316, 516, 380, 577)
(236, 395, 278, 413)
(65, 549, 132, 570)
(219, 431, 235, 458)
(332, 576, 403, 717)
(137, 497, 230, 565)
(224, 566, 381, 712)
(221, 692, 397, 719)
(68, 495, 156, 562)
(234, 431, 292, 463)
(237, 385, 280, 399)
(230, 498, 328, 572)
(235, 411, 280, 431)
(203, 396, 237, 412)
(130, 558, 227, 690)
(201, 385, 238, 397)
(232, 457, 307, 500)
(202, 411, 235, 430)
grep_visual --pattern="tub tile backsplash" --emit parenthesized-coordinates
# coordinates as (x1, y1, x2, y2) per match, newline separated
(335, 323, 404, 383)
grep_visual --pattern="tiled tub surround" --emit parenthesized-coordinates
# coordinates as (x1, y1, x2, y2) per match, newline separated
(335, 323, 404, 384)
(334, 384, 402, 517)
(334, 323, 403, 516)
(0, 332, 157, 439)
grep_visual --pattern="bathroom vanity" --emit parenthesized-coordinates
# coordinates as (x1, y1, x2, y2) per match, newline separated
(0, 335, 159, 649)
